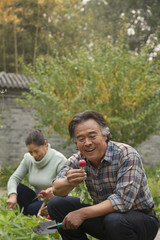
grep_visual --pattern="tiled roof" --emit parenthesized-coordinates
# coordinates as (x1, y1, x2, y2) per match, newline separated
(0, 72, 31, 89)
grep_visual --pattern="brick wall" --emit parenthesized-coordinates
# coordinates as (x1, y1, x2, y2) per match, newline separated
(0, 88, 75, 166)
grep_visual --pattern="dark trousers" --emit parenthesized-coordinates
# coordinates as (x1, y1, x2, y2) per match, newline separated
(17, 183, 43, 216)
(47, 195, 159, 240)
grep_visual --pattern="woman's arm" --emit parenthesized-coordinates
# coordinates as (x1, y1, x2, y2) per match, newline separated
(7, 156, 28, 196)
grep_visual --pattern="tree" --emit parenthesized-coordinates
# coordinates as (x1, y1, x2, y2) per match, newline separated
(16, 33, 160, 146)
(0, 0, 159, 72)
(0, 0, 94, 72)
(0, 0, 21, 72)
(84, 0, 160, 51)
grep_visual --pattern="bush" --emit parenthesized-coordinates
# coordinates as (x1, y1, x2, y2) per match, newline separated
(0, 196, 60, 239)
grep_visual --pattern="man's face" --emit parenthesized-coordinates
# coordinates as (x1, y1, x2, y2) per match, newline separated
(74, 119, 107, 167)
(27, 141, 48, 161)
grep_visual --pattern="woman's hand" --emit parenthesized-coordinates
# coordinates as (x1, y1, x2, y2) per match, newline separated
(44, 187, 54, 201)
(7, 193, 17, 209)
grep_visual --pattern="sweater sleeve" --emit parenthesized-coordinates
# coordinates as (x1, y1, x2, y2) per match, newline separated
(55, 153, 67, 175)
(7, 154, 29, 196)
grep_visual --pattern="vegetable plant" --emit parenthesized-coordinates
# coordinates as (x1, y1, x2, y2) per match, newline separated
(0, 195, 61, 240)
(72, 159, 93, 205)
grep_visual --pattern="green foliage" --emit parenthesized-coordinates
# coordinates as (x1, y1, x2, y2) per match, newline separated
(17, 35, 160, 146)
(0, 164, 160, 239)
(145, 164, 160, 206)
(1, 0, 160, 72)
(0, 194, 97, 240)
(0, 165, 96, 239)
(145, 164, 160, 221)
(0, 196, 61, 240)
(0, 164, 28, 188)
(72, 181, 93, 205)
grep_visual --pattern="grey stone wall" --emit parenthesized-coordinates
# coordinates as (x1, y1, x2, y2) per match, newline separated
(135, 133, 160, 166)
(0, 88, 76, 166)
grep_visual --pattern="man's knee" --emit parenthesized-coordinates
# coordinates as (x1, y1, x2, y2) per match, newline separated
(47, 195, 60, 212)
(104, 212, 125, 233)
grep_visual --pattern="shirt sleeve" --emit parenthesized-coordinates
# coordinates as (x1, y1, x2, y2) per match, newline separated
(7, 155, 29, 196)
(108, 152, 143, 212)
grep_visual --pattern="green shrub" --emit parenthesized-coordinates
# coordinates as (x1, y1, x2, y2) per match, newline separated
(0, 196, 61, 239)
(0, 164, 28, 188)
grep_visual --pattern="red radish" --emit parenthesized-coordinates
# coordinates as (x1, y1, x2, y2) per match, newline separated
(78, 159, 86, 168)
(38, 193, 44, 198)
(47, 215, 51, 220)
(40, 190, 46, 195)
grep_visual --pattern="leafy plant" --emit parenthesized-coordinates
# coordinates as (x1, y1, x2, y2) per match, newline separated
(72, 159, 93, 205)
(0, 196, 61, 239)
(16, 34, 160, 147)
(0, 164, 28, 188)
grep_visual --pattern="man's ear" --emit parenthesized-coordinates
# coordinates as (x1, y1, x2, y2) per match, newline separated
(44, 140, 48, 146)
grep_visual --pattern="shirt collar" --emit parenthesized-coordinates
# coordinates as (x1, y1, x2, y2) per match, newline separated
(103, 141, 114, 163)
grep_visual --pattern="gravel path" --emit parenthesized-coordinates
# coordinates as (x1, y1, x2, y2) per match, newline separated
(155, 230, 160, 240)
(0, 188, 159, 239)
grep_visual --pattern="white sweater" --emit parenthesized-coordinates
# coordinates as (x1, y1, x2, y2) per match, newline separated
(7, 144, 67, 196)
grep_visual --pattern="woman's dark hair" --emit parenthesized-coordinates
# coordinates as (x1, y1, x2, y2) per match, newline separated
(25, 129, 46, 146)
(68, 110, 112, 142)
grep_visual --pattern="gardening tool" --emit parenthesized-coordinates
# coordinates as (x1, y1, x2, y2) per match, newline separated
(32, 195, 39, 201)
(33, 220, 62, 234)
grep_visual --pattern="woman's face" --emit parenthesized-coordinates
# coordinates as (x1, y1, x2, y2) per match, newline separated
(27, 140, 48, 161)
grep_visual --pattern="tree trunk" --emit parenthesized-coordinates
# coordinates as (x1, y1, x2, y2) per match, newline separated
(13, 19, 18, 74)
(33, 2, 40, 68)
(2, 7, 6, 72)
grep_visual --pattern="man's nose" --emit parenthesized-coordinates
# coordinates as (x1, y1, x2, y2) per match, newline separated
(84, 137, 92, 145)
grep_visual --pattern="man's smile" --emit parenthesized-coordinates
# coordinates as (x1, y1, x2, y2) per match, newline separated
(85, 148, 96, 152)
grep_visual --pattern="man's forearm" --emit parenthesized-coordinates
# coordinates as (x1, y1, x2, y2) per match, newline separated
(61, 198, 115, 230)
(79, 199, 115, 220)
(52, 178, 74, 196)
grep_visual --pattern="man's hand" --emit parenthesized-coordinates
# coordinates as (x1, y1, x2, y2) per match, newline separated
(62, 209, 85, 230)
(7, 193, 17, 209)
(52, 169, 87, 197)
(66, 169, 86, 187)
